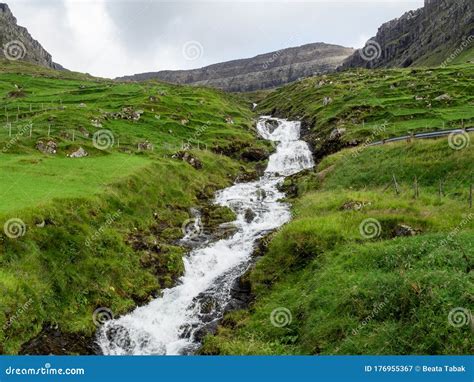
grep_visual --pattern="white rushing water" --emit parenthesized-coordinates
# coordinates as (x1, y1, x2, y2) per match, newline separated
(97, 117, 314, 355)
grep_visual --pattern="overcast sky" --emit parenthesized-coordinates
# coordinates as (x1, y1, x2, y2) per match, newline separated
(9, 0, 424, 78)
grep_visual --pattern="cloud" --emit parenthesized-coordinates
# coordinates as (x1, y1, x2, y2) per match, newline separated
(8, 0, 424, 78)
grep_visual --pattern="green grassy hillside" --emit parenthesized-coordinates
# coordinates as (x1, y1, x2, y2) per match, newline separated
(202, 128, 473, 354)
(257, 64, 474, 148)
(0, 60, 267, 354)
(1, 58, 473, 356)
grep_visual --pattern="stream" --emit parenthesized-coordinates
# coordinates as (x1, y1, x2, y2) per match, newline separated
(97, 117, 314, 355)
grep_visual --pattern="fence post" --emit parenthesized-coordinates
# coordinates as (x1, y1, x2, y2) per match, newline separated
(414, 176, 419, 199)
(48, 124, 51, 137)
(470, 184, 473, 208)
(392, 173, 400, 195)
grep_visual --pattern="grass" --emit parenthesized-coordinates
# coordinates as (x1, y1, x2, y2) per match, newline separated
(256, 64, 474, 144)
(0, 60, 266, 354)
(0, 153, 150, 214)
(315, 134, 474, 197)
(1, 58, 473, 356)
(201, 136, 473, 355)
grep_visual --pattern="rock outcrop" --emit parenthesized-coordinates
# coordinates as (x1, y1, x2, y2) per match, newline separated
(117, 43, 354, 92)
(0, 3, 62, 69)
(340, 0, 473, 69)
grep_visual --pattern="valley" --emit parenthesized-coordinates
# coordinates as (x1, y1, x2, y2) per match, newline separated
(0, 0, 472, 358)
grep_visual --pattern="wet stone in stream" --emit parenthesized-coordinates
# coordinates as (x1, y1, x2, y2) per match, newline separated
(97, 117, 314, 355)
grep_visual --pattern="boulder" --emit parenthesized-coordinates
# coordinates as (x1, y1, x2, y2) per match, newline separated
(264, 119, 279, 133)
(68, 147, 88, 158)
(91, 119, 102, 128)
(244, 208, 256, 223)
(329, 127, 346, 140)
(241, 147, 268, 162)
(434, 93, 452, 101)
(393, 224, 421, 237)
(340, 200, 371, 211)
(36, 140, 57, 155)
(323, 96, 333, 106)
(137, 141, 154, 151)
(256, 188, 267, 201)
(172, 151, 203, 169)
(78, 127, 90, 138)
(105, 107, 143, 121)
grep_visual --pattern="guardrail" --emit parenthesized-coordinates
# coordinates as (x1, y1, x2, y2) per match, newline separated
(370, 127, 474, 146)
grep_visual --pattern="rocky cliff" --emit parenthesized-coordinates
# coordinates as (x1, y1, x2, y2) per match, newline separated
(117, 43, 354, 92)
(0, 3, 62, 69)
(341, 0, 473, 69)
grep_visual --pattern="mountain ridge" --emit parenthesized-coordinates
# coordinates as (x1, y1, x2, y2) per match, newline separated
(117, 42, 354, 92)
(341, 0, 473, 69)
(0, 3, 62, 70)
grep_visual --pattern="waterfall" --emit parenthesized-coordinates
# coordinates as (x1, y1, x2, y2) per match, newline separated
(97, 117, 314, 355)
